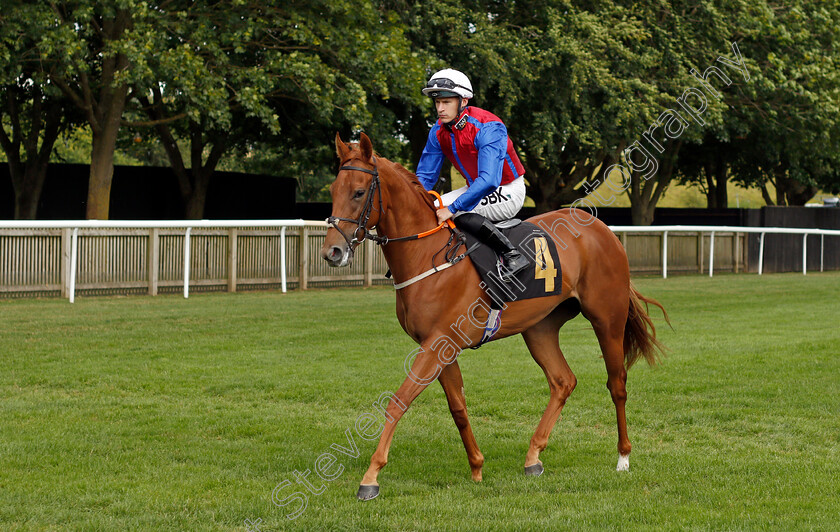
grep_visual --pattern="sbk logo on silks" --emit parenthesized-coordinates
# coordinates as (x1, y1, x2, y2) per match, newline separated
(480, 187, 509, 206)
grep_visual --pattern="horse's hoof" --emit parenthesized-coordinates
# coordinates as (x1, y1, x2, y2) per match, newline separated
(524, 462, 544, 476)
(616, 454, 630, 472)
(357, 484, 380, 501)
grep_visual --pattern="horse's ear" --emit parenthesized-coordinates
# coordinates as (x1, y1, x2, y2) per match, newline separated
(359, 132, 374, 163)
(335, 132, 350, 160)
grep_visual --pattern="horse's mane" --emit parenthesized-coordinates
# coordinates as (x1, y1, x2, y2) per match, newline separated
(345, 143, 437, 210)
(389, 160, 438, 210)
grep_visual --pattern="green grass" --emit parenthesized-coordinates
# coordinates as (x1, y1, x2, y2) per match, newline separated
(2, 273, 839, 531)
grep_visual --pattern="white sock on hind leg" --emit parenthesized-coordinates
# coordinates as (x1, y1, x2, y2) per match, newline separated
(616, 454, 630, 471)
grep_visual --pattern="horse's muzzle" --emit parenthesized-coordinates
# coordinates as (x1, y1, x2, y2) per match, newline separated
(321, 244, 352, 267)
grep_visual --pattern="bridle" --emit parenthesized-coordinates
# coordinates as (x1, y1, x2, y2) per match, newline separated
(325, 154, 471, 289)
(325, 156, 386, 249)
(326, 156, 457, 249)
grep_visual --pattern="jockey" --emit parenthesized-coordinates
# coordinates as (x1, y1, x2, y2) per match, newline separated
(415, 68, 529, 282)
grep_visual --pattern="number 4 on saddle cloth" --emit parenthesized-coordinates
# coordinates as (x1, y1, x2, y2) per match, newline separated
(458, 218, 563, 346)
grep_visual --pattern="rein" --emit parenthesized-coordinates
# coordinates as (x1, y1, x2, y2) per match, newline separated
(326, 158, 456, 248)
(326, 155, 470, 289)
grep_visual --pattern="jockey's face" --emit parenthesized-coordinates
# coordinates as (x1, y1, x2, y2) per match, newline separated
(435, 97, 467, 124)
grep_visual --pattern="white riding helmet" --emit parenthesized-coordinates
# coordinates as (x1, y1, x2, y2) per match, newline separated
(422, 69, 474, 99)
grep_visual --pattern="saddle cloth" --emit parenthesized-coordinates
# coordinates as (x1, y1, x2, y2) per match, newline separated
(462, 220, 563, 310)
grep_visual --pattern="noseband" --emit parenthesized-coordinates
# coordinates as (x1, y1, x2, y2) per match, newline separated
(326, 157, 385, 249)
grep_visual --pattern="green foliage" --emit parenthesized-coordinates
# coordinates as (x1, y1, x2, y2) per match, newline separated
(1, 1, 430, 206)
(180, 1, 431, 201)
(53, 126, 149, 167)
(679, 0, 840, 204)
(2, 0, 839, 211)
(387, 1, 748, 216)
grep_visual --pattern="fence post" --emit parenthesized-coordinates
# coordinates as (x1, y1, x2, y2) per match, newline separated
(69, 228, 79, 303)
(802, 234, 807, 275)
(280, 226, 288, 293)
(698, 232, 704, 274)
(821, 234, 825, 272)
(228, 228, 238, 292)
(299, 226, 309, 290)
(709, 231, 715, 277)
(60, 228, 71, 298)
(758, 232, 765, 275)
(148, 228, 159, 296)
(662, 231, 668, 279)
(184, 227, 191, 299)
(365, 238, 374, 287)
(733, 232, 740, 273)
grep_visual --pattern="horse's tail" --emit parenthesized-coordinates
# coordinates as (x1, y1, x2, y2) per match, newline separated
(624, 282, 670, 369)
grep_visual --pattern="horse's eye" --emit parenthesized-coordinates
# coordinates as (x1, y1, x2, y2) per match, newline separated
(353, 189, 365, 199)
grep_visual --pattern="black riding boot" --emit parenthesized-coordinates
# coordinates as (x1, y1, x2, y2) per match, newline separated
(454, 213, 530, 282)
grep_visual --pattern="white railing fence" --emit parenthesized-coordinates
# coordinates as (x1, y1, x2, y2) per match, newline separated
(1, 220, 305, 302)
(0, 221, 838, 302)
(610, 225, 840, 278)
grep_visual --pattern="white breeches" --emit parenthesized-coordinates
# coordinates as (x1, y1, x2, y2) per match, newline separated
(438, 176, 526, 222)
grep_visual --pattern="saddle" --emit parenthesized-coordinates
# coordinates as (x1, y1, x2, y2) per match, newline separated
(461, 219, 562, 310)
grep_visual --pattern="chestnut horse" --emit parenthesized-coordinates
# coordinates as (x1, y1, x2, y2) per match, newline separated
(322, 133, 666, 500)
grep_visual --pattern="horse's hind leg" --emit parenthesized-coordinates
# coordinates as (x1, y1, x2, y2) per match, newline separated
(520, 302, 579, 475)
(590, 311, 632, 471)
(439, 361, 484, 481)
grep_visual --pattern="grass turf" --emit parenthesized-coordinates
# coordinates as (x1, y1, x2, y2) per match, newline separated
(1, 272, 839, 531)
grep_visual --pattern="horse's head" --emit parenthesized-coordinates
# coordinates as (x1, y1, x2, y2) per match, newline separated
(321, 132, 383, 267)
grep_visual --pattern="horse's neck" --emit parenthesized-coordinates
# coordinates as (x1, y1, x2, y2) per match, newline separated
(377, 164, 451, 281)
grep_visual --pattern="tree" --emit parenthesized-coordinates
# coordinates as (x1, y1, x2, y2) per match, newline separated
(40, 3, 136, 219)
(0, 4, 81, 219)
(0, 80, 73, 219)
(679, 0, 840, 207)
(3, 1, 166, 219)
(125, 2, 290, 218)
(134, 0, 430, 210)
(265, 1, 430, 199)
(385, 0, 743, 224)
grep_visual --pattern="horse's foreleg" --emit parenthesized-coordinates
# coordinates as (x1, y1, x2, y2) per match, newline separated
(439, 361, 484, 481)
(521, 321, 577, 476)
(358, 342, 444, 500)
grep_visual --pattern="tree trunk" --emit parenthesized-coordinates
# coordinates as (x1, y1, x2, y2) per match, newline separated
(703, 160, 717, 209)
(525, 165, 587, 214)
(533, 195, 555, 215)
(87, 132, 116, 219)
(408, 111, 428, 170)
(1, 85, 64, 219)
(85, 77, 129, 219)
(49, 10, 132, 219)
(627, 140, 681, 225)
(521, 143, 622, 214)
(703, 153, 728, 208)
(774, 167, 787, 206)
(713, 162, 728, 208)
(629, 199, 655, 225)
(760, 184, 775, 206)
(775, 172, 818, 206)
(13, 165, 49, 219)
(184, 169, 211, 219)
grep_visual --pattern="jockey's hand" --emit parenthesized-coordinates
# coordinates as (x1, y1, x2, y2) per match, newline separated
(436, 207, 454, 225)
